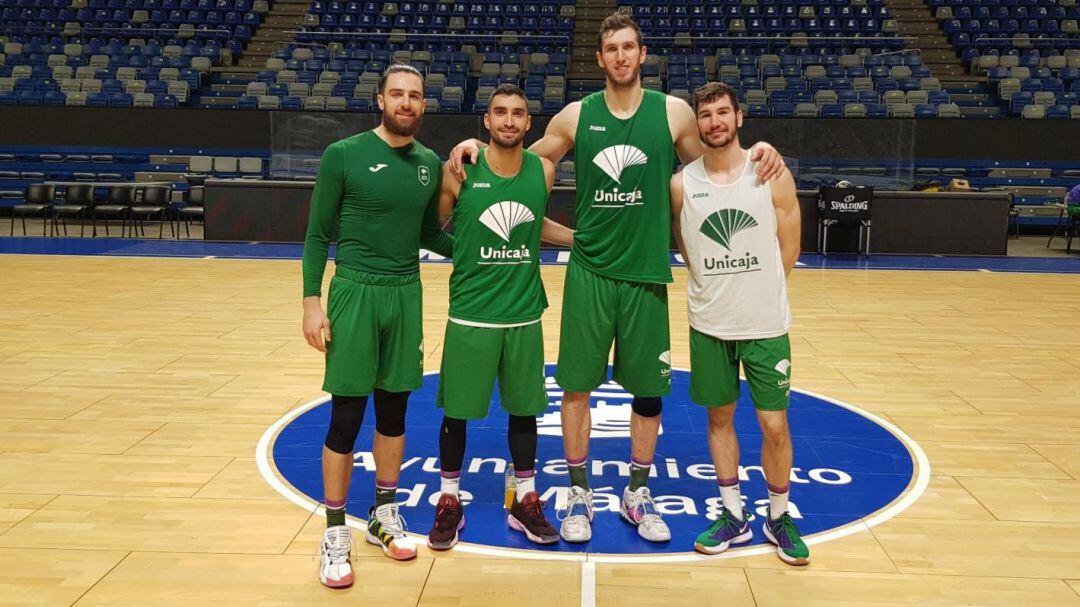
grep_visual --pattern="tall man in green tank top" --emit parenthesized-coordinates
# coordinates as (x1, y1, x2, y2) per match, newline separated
(302, 65, 454, 588)
(450, 14, 789, 543)
(427, 84, 575, 550)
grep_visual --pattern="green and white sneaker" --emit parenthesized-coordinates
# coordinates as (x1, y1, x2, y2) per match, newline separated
(762, 508, 810, 566)
(366, 503, 417, 561)
(694, 507, 752, 555)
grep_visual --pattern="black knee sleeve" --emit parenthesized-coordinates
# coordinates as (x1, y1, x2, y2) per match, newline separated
(373, 389, 409, 437)
(507, 414, 537, 471)
(439, 416, 467, 473)
(324, 394, 368, 454)
(631, 396, 663, 418)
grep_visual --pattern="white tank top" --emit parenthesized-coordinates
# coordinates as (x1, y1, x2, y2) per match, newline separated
(680, 154, 791, 340)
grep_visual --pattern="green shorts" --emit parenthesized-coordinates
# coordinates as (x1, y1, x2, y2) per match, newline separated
(689, 328, 791, 411)
(555, 261, 671, 397)
(322, 265, 424, 396)
(437, 320, 548, 420)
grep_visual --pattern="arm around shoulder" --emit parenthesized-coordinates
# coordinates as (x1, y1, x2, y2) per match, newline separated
(540, 156, 556, 190)
(438, 161, 462, 225)
(670, 171, 689, 263)
(539, 157, 574, 247)
(528, 101, 579, 164)
(667, 95, 705, 164)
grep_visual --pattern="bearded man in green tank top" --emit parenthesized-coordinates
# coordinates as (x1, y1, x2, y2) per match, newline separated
(302, 64, 454, 588)
(450, 14, 789, 544)
(427, 84, 575, 550)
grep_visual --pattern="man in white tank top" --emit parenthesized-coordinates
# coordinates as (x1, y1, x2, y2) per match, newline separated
(669, 82, 808, 565)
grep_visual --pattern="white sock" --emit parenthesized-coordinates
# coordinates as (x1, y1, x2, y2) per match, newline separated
(440, 474, 460, 497)
(514, 474, 535, 501)
(719, 483, 743, 519)
(768, 486, 789, 520)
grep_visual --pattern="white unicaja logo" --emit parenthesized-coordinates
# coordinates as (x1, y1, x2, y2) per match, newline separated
(592, 145, 648, 184)
(775, 359, 791, 376)
(538, 376, 663, 438)
(479, 200, 535, 242)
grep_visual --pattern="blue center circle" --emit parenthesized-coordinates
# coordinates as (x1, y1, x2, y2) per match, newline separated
(263, 365, 922, 557)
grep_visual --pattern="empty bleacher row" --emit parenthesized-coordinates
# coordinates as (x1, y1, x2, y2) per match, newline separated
(1, 148, 270, 236)
(628, 0, 903, 51)
(934, 0, 1080, 117)
(0, 35, 226, 106)
(0, 148, 266, 203)
(934, 0, 1079, 56)
(1, 0, 267, 52)
(297, 0, 575, 37)
(965, 50, 1080, 117)
(2, 0, 1079, 117)
(231, 44, 568, 112)
(642, 50, 959, 117)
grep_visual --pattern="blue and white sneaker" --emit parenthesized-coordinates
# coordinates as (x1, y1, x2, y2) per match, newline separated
(558, 485, 593, 543)
(620, 486, 671, 543)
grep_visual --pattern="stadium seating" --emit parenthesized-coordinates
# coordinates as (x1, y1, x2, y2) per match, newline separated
(0, 0, 1077, 116)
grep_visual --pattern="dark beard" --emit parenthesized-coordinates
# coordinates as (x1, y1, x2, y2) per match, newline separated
(607, 64, 641, 89)
(490, 131, 525, 149)
(701, 129, 737, 150)
(382, 110, 421, 137)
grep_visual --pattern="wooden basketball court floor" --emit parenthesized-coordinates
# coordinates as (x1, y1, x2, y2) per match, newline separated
(1, 252, 1079, 606)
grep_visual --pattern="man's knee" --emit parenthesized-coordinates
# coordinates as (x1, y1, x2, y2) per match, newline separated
(631, 396, 662, 418)
(374, 389, 409, 437)
(324, 395, 368, 454)
(759, 411, 790, 444)
(708, 404, 736, 428)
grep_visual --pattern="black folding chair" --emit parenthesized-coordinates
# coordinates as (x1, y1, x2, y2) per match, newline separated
(53, 183, 93, 237)
(95, 185, 134, 237)
(179, 186, 204, 239)
(130, 185, 170, 238)
(11, 183, 56, 236)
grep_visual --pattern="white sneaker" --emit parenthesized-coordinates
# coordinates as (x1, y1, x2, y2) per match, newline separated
(620, 486, 671, 543)
(319, 525, 354, 588)
(365, 503, 417, 560)
(558, 486, 594, 543)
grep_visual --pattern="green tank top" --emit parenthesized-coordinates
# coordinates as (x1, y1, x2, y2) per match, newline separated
(448, 149, 549, 325)
(572, 89, 675, 284)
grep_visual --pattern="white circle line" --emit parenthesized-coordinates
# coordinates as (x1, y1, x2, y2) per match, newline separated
(255, 369, 930, 563)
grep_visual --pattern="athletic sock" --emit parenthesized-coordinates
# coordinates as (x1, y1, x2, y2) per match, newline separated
(375, 480, 397, 508)
(718, 477, 743, 520)
(440, 471, 461, 497)
(514, 468, 536, 501)
(567, 456, 590, 490)
(628, 457, 652, 491)
(325, 499, 346, 527)
(767, 482, 789, 520)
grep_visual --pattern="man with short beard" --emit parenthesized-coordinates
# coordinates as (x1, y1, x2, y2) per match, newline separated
(427, 83, 574, 550)
(449, 13, 789, 545)
(670, 82, 806, 565)
(302, 64, 453, 588)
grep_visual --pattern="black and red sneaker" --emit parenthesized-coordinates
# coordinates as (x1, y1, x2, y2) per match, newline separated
(427, 493, 464, 551)
(507, 491, 559, 544)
